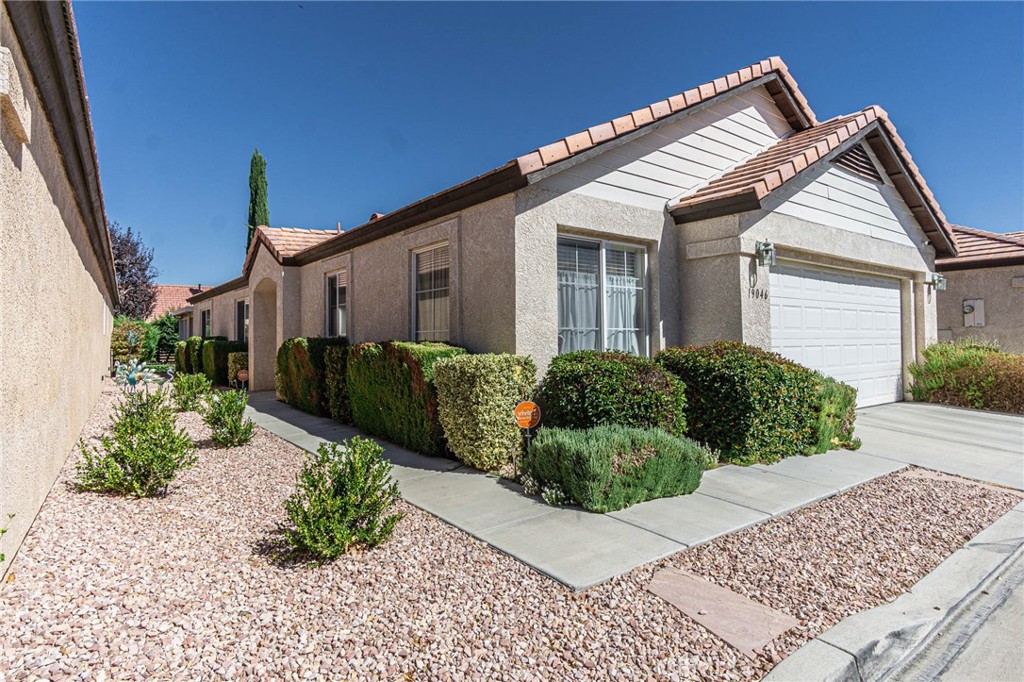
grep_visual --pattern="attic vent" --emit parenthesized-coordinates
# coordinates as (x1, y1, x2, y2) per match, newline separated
(833, 144, 883, 183)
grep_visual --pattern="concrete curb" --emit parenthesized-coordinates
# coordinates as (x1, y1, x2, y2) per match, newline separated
(764, 502, 1024, 682)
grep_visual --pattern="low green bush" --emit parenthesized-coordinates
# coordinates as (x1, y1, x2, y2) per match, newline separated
(657, 342, 818, 465)
(535, 351, 687, 436)
(204, 389, 255, 447)
(172, 372, 212, 412)
(228, 352, 248, 386)
(186, 336, 204, 375)
(175, 341, 188, 372)
(275, 337, 349, 416)
(324, 346, 351, 424)
(808, 373, 859, 453)
(348, 341, 467, 457)
(75, 388, 197, 497)
(434, 354, 537, 471)
(282, 437, 402, 560)
(522, 425, 708, 513)
(910, 341, 1024, 414)
(202, 339, 247, 385)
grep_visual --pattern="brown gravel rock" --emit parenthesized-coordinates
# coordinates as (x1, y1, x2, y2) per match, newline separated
(1, 383, 1018, 680)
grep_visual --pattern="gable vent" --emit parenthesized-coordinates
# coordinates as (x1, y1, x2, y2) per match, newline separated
(833, 144, 883, 183)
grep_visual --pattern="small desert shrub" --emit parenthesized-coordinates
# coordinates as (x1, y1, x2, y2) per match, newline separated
(522, 425, 707, 513)
(204, 390, 255, 447)
(172, 372, 212, 412)
(275, 337, 349, 416)
(324, 345, 351, 423)
(808, 373, 860, 453)
(434, 354, 537, 471)
(657, 342, 818, 465)
(75, 388, 197, 497)
(535, 351, 687, 436)
(348, 341, 467, 456)
(909, 341, 1024, 414)
(283, 437, 402, 560)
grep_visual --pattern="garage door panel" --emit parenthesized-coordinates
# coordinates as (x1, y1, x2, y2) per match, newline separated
(771, 264, 902, 407)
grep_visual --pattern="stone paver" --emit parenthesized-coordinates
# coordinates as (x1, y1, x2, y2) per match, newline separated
(246, 392, 1024, 590)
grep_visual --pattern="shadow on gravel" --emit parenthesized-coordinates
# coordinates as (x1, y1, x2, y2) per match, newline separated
(252, 527, 311, 570)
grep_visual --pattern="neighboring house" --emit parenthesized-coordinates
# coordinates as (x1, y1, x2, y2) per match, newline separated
(936, 226, 1024, 353)
(0, 2, 118, 575)
(193, 57, 957, 408)
(148, 284, 204, 321)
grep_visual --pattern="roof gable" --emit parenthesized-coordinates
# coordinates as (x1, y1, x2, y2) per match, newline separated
(242, 225, 338, 276)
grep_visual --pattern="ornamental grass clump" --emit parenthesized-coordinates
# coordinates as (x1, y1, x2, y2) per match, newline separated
(203, 389, 255, 447)
(283, 437, 402, 560)
(172, 372, 212, 412)
(909, 340, 1023, 414)
(75, 388, 197, 498)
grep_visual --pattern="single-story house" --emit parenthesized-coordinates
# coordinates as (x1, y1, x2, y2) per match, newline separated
(1, 1, 118, 576)
(936, 225, 1024, 353)
(192, 56, 958, 408)
(148, 283, 204, 321)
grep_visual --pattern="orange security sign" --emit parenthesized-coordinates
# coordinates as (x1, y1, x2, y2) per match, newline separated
(514, 401, 541, 429)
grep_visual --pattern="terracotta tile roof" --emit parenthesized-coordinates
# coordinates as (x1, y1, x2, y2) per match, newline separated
(668, 105, 956, 256)
(936, 225, 1024, 271)
(150, 284, 204, 319)
(515, 56, 816, 176)
(242, 225, 339, 275)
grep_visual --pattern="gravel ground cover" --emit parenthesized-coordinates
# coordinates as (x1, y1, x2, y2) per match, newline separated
(1, 383, 1019, 681)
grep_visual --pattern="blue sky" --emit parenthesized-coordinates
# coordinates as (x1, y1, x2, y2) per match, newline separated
(74, 1, 1024, 286)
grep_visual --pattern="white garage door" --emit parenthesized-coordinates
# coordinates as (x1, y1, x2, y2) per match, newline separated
(770, 264, 903, 407)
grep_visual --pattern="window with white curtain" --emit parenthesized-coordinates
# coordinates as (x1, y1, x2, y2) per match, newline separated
(413, 243, 450, 342)
(325, 270, 347, 337)
(557, 237, 647, 356)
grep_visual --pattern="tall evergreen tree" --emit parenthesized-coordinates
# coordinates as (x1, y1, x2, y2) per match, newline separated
(247, 148, 269, 249)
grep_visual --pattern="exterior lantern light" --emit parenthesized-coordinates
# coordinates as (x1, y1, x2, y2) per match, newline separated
(928, 273, 948, 291)
(755, 241, 777, 267)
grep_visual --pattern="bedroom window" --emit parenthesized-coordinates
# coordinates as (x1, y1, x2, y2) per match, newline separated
(413, 243, 450, 342)
(326, 270, 347, 337)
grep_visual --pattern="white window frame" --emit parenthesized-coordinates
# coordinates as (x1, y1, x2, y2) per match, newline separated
(556, 234, 650, 357)
(411, 241, 451, 342)
(235, 298, 249, 344)
(324, 269, 348, 338)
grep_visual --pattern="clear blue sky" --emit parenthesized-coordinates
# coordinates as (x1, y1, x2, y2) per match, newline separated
(74, 1, 1024, 286)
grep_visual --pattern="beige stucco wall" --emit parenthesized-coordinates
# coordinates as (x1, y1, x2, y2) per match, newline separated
(194, 288, 247, 342)
(513, 184, 681, 372)
(0, 13, 113, 576)
(938, 265, 1024, 353)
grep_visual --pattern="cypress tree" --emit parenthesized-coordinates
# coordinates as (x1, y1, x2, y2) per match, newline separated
(247, 149, 269, 249)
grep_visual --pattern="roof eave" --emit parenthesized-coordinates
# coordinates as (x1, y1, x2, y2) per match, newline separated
(936, 255, 1024, 272)
(187, 276, 247, 304)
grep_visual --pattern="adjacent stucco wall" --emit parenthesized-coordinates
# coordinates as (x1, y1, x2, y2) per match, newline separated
(938, 265, 1024, 353)
(248, 246, 296, 391)
(513, 184, 681, 372)
(0, 12, 113, 576)
(193, 288, 247, 342)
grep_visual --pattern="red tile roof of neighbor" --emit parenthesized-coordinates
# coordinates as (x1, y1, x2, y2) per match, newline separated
(219, 56, 956, 282)
(936, 226, 1024, 271)
(150, 284, 204, 319)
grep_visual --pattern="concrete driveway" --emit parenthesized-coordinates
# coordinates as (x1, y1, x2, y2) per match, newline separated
(855, 402, 1024, 491)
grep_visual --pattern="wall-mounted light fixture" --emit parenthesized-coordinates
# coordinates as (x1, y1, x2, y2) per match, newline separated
(755, 241, 777, 267)
(926, 273, 948, 291)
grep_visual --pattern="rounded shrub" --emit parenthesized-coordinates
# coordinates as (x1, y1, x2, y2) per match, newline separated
(204, 389, 255, 447)
(535, 351, 687, 436)
(434, 354, 537, 472)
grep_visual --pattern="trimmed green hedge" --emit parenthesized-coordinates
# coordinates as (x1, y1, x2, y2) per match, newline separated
(910, 341, 1024, 414)
(201, 340, 247, 385)
(324, 346, 351, 424)
(535, 351, 687, 436)
(185, 336, 204, 375)
(434, 354, 537, 471)
(174, 341, 188, 372)
(808, 373, 859, 453)
(275, 337, 349, 415)
(657, 342, 818, 465)
(228, 352, 248, 387)
(523, 425, 708, 513)
(348, 341, 467, 457)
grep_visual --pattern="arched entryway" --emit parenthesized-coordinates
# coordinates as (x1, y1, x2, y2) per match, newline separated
(251, 277, 278, 391)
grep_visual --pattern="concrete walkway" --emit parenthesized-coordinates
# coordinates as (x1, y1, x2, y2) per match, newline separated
(246, 393, 1023, 590)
